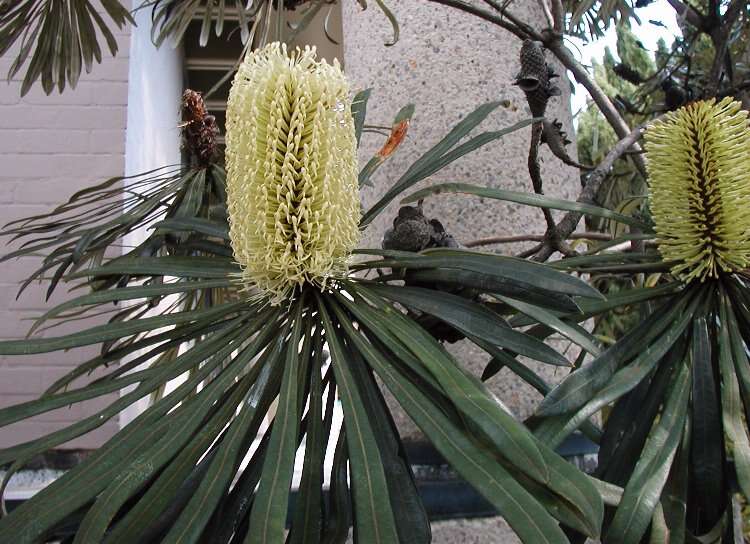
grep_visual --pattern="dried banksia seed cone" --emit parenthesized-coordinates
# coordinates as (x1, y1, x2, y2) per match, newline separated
(225, 43, 360, 303)
(516, 40, 559, 118)
(646, 97, 750, 283)
(181, 89, 219, 167)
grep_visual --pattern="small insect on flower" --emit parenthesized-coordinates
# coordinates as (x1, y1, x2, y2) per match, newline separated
(225, 43, 361, 303)
(645, 97, 750, 283)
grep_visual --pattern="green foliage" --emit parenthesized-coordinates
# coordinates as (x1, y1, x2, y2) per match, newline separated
(0, 0, 133, 96)
(2, 2, 750, 543)
(0, 101, 606, 543)
(565, 0, 638, 40)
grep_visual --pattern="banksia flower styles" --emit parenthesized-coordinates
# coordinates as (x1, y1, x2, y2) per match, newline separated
(646, 98, 750, 283)
(225, 43, 360, 302)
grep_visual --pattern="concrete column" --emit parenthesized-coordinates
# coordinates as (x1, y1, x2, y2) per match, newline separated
(343, 0, 580, 426)
(341, 5, 581, 539)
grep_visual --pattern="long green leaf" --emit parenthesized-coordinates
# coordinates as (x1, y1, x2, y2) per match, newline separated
(246, 305, 305, 544)
(343, 286, 605, 531)
(357, 247, 602, 300)
(537, 292, 693, 417)
(402, 183, 650, 229)
(30, 279, 233, 334)
(161, 322, 290, 544)
(605, 362, 691, 544)
(0, 311, 275, 542)
(345, 285, 552, 485)
(104, 349, 276, 544)
(319, 297, 400, 544)
(719, 292, 750, 500)
(365, 284, 568, 366)
(72, 368, 257, 543)
(537, 292, 702, 447)
(497, 295, 601, 356)
(361, 103, 531, 226)
(689, 316, 724, 529)
(68, 256, 239, 279)
(289, 328, 326, 544)
(352, 88, 372, 146)
(0, 301, 245, 355)
(152, 218, 229, 239)
(343, 343, 430, 544)
(331, 302, 571, 544)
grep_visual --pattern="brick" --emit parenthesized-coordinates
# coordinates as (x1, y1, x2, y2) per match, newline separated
(0, 310, 41, 338)
(20, 83, 94, 106)
(12, 178, 88, 204)
(0, 130, 92, 155)
(1, 105, 127, 130)
(0, 154, 124, 179)
(0, 419, 118, 449)
(0, 12, 130, 450)
(0, 367, 43, 394)
(79, 57, 130, 82)
(90, 129, 126, 154)
(92, 83, 129, 106)
(0, 204, 55, 225)
(0, 257, 58, 285)
(0, 345, 103, 368)
(0, 283, 77, 312)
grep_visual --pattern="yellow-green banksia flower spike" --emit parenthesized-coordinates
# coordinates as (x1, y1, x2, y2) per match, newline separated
(225, 43, 361, 303)
(645, 97, 750, 283)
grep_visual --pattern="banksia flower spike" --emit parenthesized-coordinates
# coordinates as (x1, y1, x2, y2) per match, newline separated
(645, 97, 750, 283)
(225, 43, 360, 303)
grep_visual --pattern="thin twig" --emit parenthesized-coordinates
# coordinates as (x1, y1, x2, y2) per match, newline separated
(423, 0, 647, 178)
(466, 231, 615, 247)
(549, 0, 564, 33)
(705, 1, 745, 96)
(543, 35, 647, 178)
(529, 121, 558, 232)
(665, 0, 704, 28)
(532, 120, 652, 261)
(537, 0, 554, 30)
(424, 0, 532, 40)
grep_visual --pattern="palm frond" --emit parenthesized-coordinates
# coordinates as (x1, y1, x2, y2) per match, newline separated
(0, 0, 133, 96)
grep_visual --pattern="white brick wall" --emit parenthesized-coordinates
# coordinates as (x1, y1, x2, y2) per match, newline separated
(0, 15, 132, 449)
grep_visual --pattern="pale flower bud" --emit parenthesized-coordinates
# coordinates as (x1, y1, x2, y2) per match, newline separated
(646, 98, 750, 283)
(225, 43, 361, 302)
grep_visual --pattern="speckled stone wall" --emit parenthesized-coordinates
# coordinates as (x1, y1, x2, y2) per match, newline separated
(342, 1, 581, 430)
(342, 5, 583, 540)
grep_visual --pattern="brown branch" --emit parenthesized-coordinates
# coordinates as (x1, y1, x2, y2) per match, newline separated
(480, 0, 545, 40)
(465, 231, 614, 248)
(423, 0, 533, 41)
(542, 35, 647, 178)
(666, 0, 704, 29)
(550, 0, 564, 33)
(705, 0, 745, 96)
(424, 0, 646, 178)
(529, 122, 558, 232)
(537, 0, 554, 30)
(531, 121, 651, 261)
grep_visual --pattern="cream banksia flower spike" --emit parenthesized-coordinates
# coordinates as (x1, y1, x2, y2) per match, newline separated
(645, 97, 750, 283)
(225, 43, 360, 303)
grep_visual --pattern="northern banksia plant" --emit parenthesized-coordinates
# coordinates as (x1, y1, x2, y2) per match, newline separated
(1, 1, 750, 542)
(531, 99, 750, 543)
(0, 43, 608, 543)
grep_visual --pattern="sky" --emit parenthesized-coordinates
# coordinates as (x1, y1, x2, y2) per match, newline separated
(568, 0, 683, 116)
